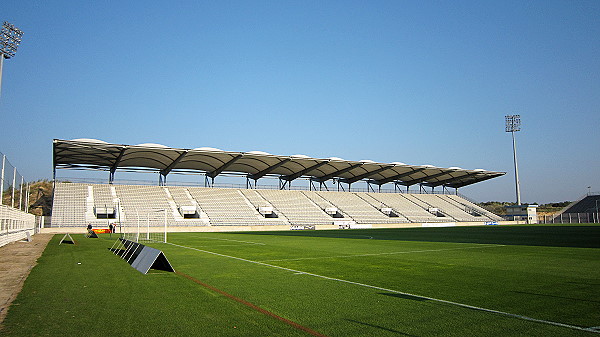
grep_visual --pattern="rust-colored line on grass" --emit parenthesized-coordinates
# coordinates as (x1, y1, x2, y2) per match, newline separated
(176, 271, 328, 337)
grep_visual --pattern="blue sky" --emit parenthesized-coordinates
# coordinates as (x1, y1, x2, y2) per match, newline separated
(1, 1, 599, 203)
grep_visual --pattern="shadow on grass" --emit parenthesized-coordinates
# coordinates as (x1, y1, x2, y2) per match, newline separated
(345, 319, 418, 336)
(235, 225, 600, 248)
(512, 290, 600, 304)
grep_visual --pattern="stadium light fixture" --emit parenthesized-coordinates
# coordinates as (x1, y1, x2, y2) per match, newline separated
(0, 21, 24, 97)
(505, 115, 522, 205)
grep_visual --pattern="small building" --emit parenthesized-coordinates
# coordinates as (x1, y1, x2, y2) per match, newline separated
(505, 205, 538, 224)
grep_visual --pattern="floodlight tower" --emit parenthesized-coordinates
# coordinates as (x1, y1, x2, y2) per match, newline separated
(0, 21, 24, 97)
(505, 115, 522, 205)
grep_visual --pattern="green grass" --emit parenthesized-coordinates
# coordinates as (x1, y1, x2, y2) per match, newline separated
(2, 225, 600, 336)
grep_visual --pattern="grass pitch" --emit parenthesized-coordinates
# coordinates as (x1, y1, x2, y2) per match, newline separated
(2, 225, 599, 336)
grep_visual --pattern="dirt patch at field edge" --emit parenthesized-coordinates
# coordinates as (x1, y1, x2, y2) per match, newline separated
(0, 234, 53, 328)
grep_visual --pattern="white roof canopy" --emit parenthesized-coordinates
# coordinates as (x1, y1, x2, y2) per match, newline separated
(53, 139, 504, 188)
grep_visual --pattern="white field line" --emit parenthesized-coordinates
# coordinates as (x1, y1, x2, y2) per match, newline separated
(187, 244, 265, 248)
(190, 237, 265, 245)
(259, 244, 506, 262)
(166, 242, 599, 334)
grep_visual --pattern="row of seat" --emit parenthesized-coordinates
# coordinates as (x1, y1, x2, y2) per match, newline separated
(50, 183, 502, 227)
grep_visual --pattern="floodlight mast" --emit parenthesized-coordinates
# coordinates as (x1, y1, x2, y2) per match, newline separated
(505, 115, 522, 205)
(0, 21, 24, 97)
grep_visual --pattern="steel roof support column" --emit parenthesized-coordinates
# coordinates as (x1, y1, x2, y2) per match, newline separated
(313, 178, 329, 191)
(309, 178, 317, 191)
(204, 174, 214, 188)
(367, 181, 376, 193)
(159, 173, 169, 186)
(337, 180, 345, 192)
(279, 177, 289, 190)
(246, 176, 257, 189)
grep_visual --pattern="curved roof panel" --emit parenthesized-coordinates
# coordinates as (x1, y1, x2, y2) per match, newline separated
(53, 139, 505, 188)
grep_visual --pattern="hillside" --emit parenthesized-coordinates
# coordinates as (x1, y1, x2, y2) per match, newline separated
(2, 180, 53, 216)
(477, 201, 571, 216)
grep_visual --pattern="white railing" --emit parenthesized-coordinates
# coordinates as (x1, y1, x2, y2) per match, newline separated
(0, 204, 36, 247)
(56, 177, 458, 195)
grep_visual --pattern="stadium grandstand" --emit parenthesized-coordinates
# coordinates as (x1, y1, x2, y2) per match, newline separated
(50, 139, 506, 230)
(544, 193, 600, 224)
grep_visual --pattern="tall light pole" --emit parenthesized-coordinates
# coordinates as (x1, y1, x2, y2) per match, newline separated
(0, 21, 24, 97)
(506, 115, 522, 205)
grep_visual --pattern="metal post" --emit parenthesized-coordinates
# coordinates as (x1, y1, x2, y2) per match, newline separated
(506, 115, 522, 205)
(26, 183, 30, 212)
(164, 209, 167, 243)
(19, 176, 23, 210)
(511, 131, 522, 205)
(0, 154, 5, 205)
(117, 199, 122, 236)
(0, 54, 4, 97)
(11, 167, 16, 208)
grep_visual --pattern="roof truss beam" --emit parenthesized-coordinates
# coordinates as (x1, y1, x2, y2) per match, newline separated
(313, 163, 364, 183)
(400, 170, 453, 186)
(446, 173, 503, 189)
(372, 167, 427, 185)
(160, 150, 189, 176)
(339, 165, 393, 184)
(248, 158, 292, 180)
(421, 171, 475, 187)
(207, 154, 243, 178)
(281, 160, 331, 181)
(110, 147, 128, 173)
